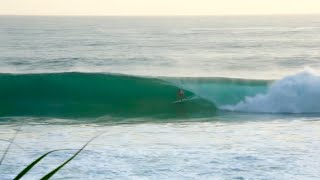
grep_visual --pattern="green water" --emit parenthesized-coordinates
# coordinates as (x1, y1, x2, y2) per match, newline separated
(0, 73, 222, 118)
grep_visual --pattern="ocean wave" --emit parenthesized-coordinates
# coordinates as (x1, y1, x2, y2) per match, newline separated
(222, 70, 320, 113)
(0, 71, 317, 118)
(0, 72, 216, 118)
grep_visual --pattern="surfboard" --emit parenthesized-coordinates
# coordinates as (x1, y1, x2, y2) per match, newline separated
(172, 96, 196, 104)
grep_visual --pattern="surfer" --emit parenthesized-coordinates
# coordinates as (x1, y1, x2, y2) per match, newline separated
(177, 89, 185, 102)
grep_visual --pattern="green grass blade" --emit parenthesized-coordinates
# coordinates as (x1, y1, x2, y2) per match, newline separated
(14, 150, 56, 180)
(40, 133, 103, 180)
(13, 149, 76, 180)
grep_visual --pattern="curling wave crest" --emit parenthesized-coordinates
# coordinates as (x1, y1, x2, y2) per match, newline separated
(222, 70, 320, 113)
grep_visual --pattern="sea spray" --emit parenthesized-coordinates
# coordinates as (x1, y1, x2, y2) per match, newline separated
(222, 70, 320, 113)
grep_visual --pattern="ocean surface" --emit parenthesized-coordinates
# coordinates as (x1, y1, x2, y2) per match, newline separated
(0, 15, 320, 179)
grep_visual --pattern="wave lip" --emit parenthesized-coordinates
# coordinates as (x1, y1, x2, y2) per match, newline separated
(222, 70, 320, 114)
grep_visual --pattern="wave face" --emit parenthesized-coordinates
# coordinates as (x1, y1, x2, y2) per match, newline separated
(0, 73, 217, 118)
(1, 71, 318, 118)
(223, 71, 320, 113)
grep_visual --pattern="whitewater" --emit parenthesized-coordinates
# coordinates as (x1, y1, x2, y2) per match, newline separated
(1, 15, 320, 179)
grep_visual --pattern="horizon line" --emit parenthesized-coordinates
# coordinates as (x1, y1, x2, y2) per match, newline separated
(1, 13, 320, 17)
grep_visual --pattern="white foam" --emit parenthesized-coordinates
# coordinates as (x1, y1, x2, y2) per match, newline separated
(222, 70, 320, 113)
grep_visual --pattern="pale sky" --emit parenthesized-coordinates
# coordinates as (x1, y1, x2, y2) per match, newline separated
(1, 0, 320, 16)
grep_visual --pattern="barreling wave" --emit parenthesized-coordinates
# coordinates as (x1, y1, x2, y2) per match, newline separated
(1, 70, 318, 119)
(0, 72, 218, 118)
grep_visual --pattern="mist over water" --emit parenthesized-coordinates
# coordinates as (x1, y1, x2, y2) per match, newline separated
(1, 15, 320, 179)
